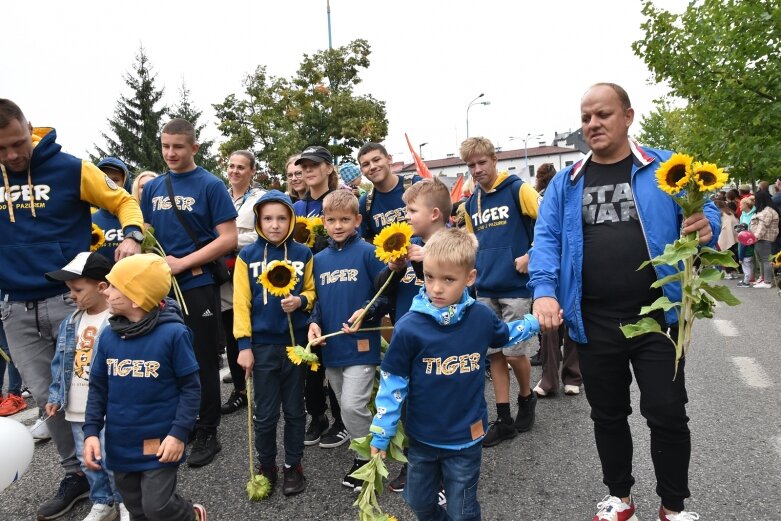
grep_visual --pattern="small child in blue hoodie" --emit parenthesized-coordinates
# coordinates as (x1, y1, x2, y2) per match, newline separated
(82, 254, 206, 521)
(233, 190, 315, 496)
(308, 190, 386, 491)
(369, 228, 540, 521)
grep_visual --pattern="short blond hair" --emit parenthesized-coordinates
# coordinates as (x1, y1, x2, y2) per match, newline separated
(423, 228, 478, 270)
(402, 178, 453, 224)
(323, 189, 359, 215)
(131, 171, 158, 204)
(459, 137, 496, 162)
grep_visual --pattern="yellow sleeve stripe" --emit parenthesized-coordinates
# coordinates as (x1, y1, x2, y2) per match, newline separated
(518, 183, 540, 220)
(232, 258, 253, 341)
(300, 257, 316, 312)
(79, 161, 143, 230)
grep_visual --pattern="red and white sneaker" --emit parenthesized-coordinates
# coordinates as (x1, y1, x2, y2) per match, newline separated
(593, 495, 638, 521)
(193, 503, 207, 521)
(657, 506, 700, 520)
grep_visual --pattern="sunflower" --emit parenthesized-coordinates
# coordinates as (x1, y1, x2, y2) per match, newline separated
(292, 216, 316, 247)
(373, 222, 414, 263)
(258, 260, 298, 297)
(286, 346, 304, 365)
(311, 216, 326, 238)
(691, 161, 728, 192)
(90, 223, 105, 252)
(655, 153, 693, 195)
(286, 344, 320, 371)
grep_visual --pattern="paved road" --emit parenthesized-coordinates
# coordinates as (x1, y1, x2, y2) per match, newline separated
(2, 283, 780, 520)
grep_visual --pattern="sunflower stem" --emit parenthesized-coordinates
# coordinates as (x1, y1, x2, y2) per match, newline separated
(287, 312, 296, 347)
(306, 326, 395, 351)
(246, 374, 255, 479)
(350, 274, 395, 333)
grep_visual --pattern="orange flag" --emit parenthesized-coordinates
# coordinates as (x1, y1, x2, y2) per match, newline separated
(404, 133, 433, 179)
(449, 174, 465, 203)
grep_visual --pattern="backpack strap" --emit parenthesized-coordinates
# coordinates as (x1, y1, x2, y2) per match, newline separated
(365, 174, 414, 218)
(510, 177, 535, 243)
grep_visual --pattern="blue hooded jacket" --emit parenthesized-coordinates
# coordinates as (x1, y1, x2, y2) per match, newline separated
(92, 157, 134, 262)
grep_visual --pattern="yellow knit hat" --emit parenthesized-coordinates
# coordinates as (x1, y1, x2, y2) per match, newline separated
(106, 254, 172, 312)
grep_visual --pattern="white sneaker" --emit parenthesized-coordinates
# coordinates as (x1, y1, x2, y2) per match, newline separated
(119, 503, 130, 521)
(82, 503, 118, 521)
(593, 495, 637, 521)
(752, 281, 771, 288)
(533, 382, 549, 397)
(657, 506, 700, 520)
(564, 384, 581, 395)
(29, 416, 51, 441)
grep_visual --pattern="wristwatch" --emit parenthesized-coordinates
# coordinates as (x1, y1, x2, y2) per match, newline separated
(125, 230, 144, 244)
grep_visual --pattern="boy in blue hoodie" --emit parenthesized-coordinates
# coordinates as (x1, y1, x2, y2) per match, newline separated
(369, 228, 540, 521)
(308, 190, 386, 490)
(44, 252, 123, 521)
(92, 157, 136, 263)
(82, 254, 206, 521)
(233, 190, 315, 496)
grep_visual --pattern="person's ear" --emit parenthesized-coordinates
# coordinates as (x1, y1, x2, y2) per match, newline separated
(466, 268, 477, 287)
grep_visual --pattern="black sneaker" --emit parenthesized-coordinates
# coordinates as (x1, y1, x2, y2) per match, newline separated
(304, 415, 329, 446)
(36, 473, 90, 520)
(220, 389, 247, 415)
(342, 458, 367, 491)
(388, 463, 407, 492)
(319, 423, 350, 448)
(514, 391, 537, 433)
(188, 430, 222, 467)
(529, 350, 543, 366)
(259, 464, 278, 495)
(482, 418, 517, 447)
(282, 464, 307, 496)
(222, 373, 233, 384)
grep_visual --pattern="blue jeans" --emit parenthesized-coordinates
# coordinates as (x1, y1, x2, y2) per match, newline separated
(251, 344, 306, 467)
(71, 422, 122, 505)
(0, 322, 22, 396)
(404, 437, 482, 521)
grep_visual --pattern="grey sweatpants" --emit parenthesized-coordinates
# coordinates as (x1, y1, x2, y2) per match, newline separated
(1, 293, 79, 474)
(325, 365, 375, 440)
(114, 467, 194, 521)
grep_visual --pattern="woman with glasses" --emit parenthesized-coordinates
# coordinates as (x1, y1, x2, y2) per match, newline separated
(286, 154, 308, 203)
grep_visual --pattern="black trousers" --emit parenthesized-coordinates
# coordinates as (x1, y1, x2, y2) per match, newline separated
(304, 347, 342, 423)
(114, 467, 193, 521)
(577, 312, 690, 512)
(221, 309, 246, 392)
(182, 285, 221, 432)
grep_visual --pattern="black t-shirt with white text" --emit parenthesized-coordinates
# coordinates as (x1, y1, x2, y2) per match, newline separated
(581, 155, 662, 318)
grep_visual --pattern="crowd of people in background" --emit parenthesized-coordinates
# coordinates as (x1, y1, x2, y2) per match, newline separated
(1, 82, 778, 521)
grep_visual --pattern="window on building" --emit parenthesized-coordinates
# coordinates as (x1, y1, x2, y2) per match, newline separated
(565, 161, 573, 166)
(529, 165, 535, 176)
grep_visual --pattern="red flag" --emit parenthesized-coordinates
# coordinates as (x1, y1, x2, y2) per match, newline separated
(449, 174, 465, 203)
(404, 133, 433, 179)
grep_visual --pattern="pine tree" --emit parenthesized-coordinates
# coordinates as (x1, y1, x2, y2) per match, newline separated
(168, 81, 221, 175)
(93, 46, 167, 173)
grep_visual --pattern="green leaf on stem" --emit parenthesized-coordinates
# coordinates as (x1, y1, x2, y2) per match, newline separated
(620, 317, 663, 338)
(650, 237, 699, 267)
(639, 296, 679, 315)
(350, 435, 373, 461)
(691, 295, 715, 319)
(698, 248, 740, 268)
(650, 271, 683, 288)
(698, 267, 724, 282)
(701, 283, 741, 306)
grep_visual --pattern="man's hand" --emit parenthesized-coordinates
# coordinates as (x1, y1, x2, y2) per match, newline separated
(237, 349, 254, 380)
(156, 435, 185, 463)
(514, 253, 530, 274)
(370, 446, 386, 459)
(342, 308, 364, 334)
(115, 238, 141, 261)
(682, 212, 713, 245)
(44, 403, 59, 417)
(165, 255, 188, 275)
(83, 436, 103, 470)
(308, 323, 324, 346)
(533, 296, 562, 333)
(406, 243, 424, 263)
(281, 295, 302, 314)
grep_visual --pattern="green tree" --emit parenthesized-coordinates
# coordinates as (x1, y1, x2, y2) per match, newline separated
(93, 46, 168, 173)
(213, 39, 388, 177)
(168, 81, 221, 175)
(633, 0, 781, 181)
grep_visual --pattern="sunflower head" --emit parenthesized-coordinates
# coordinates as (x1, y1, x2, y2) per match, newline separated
(655, 153, 693, 195)
(292, 217, 316, 247)
(90, 223, 105, 252)
(373, 222, 414, 263)
(246, 474, 271, 501)
(259, 260, 298, 297)
(691, 161, 728, 192)
(286, 346, 304, 365)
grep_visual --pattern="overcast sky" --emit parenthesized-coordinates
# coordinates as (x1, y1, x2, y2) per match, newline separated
(1, 0, 688, 169)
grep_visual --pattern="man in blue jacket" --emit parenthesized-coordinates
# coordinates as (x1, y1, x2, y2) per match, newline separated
(529, 83, 718, 521)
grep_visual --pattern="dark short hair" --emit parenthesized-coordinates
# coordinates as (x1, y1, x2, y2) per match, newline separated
(589, 83, 632, 110)
(357, 142, 389, 161)
(161, 118, 196, 144)
(0, 99, 26, 129)
(229, 150, 256, 169)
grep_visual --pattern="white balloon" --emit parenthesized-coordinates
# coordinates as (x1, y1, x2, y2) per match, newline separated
(0, 417, 35, 492)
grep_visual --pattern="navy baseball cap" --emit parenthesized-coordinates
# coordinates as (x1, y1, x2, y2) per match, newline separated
(295, 146, 333, 165)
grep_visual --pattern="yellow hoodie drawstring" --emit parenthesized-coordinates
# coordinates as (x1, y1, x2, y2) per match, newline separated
(1, 164, 37, 222)
(27, 166, 36, 218)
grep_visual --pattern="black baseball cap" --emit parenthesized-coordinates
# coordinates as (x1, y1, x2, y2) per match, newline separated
(295, 146, 333, 165)
(45, 252, 112, 282)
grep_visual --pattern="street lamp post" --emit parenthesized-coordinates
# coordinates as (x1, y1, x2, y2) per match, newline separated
(509, 133, 543, 179)
(419, 142, 428, 160)
(466, 93, 491, 138)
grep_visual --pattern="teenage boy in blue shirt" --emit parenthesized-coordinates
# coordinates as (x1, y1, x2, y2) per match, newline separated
(369, 228, 540, 521)
(307, 190, 386, 491)
(83, 254, 205, 521)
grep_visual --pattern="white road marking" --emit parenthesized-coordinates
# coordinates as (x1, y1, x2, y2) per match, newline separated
(713, 319, 739, 337)
(774, 435, 781, 459)
(732, 357, 772, 388)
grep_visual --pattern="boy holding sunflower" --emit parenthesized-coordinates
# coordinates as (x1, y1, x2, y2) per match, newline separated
(307, 190, 387, 490)
(233, 190, 315, 497)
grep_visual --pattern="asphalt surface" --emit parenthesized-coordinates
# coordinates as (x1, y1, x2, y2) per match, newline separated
(1, 282, 780, 520)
